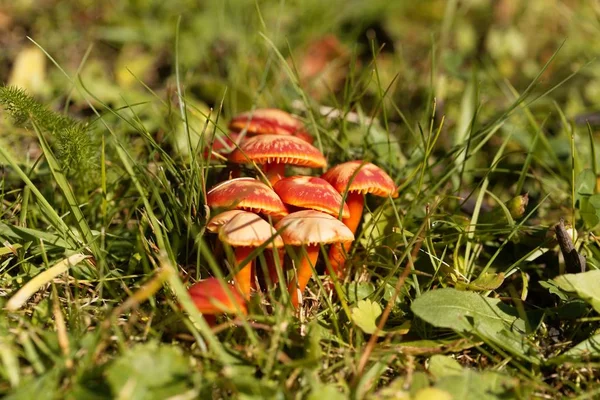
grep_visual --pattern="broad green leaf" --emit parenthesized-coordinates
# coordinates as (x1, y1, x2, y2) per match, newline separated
(456, 272, 505, 291)
(413, 387, 452, 400)
(553, 270, 600, 313)
(435, 370, 516, 400)
(579, 194, 600, 228)
(345, 282, 376, 304)
(307, 384, 346, 400)
(428, 355, 462, 378)
(411, 288, 538, 363)
(539, 280, 570, 301)
(559, 334, 600, 359)
(105, 341, 194, 400)
(576, 168, 596, 196)
(351, 299, 382, 335)
(5, 369, 61, 400)
(359, 204, 402, 250)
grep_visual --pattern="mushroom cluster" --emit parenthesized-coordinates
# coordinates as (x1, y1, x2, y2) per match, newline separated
(187, 108, 398, 319)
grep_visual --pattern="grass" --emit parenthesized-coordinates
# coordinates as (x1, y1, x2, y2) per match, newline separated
(2, 0, 600, 398)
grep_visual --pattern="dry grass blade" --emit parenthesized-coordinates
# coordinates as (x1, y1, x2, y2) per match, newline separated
(5, 253, 89, 311)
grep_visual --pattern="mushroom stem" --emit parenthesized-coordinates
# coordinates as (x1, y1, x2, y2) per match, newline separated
(288, 244, 320, 308)
(265, 248, 285, 287)
(264, 163, 285, 185)
(328, 192, 364, 278)
(233, 247, 254, 298)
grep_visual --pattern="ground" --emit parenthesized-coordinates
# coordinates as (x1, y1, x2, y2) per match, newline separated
(1, 0, 600, 399)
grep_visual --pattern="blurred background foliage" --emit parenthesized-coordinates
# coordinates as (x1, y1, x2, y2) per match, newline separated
(2, 0, 599, 115)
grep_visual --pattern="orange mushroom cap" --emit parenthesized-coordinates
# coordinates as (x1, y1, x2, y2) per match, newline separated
(273, 176, 350, 218)
(206, 177, 288, 217)
(218, 211, 283, 248)
(275, 210, 354, 246)
(321, 161, 398, 198)
(188, 277, 247, 315)
(228, 135, 326, 169)
(229, 108, 313, 143)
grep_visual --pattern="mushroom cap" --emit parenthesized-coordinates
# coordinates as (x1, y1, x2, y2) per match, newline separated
(229, 108, 313, 143)
(275, 210, 354, 246)
(207, 177, 288, 217)
(321, 161, 398, 198)
(206, 210, 246, 233)
(273, 176, 350, 218)
(228, 135, 326, 169)
(219, 211, 283, 248)
(188, 277, 247, 315)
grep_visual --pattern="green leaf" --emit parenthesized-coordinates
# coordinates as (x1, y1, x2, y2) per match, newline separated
(559, 334, 600, 359)
(428, 355, 463, 378)
(344, 282, 376, 304)
(308, 384, 346, 400)
(455, 272, 505, 291)
(579, 194, 600, 228)
(359, 204, 402, 250)
(411, 288, 538, 363)
(576, 168, 596, 196)
(351, 299, 382, 335)
(553, 270, 600, 313)
(5, 369, 61, 400)
(105, 341, 194, 400)
(435, 370, 516, 400)
(539, 280, 570, 301)
(413, 387, 452, 400)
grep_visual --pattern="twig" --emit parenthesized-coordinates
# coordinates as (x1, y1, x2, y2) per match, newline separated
(554, 219, 585, 273)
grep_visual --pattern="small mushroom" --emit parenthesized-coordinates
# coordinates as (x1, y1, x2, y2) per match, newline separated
(321, 161, 398, 278)
(229, 108, 313, 143)
(217, 211, 283, 297)
(275, 210, 354, 308)
(229, 134, 327, 185)
(207, 177, 288, 219)
(188, 277, 247, 322)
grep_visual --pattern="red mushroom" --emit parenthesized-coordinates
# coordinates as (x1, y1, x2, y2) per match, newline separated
(215, 211, 283, 297)
(229, 108, 314, 143)
(207, 177, 288, 219)
(273, 176, 350, 218)
(275, 210, 354, 308)
(229, 134, 327, 185)
(188, 277, 248, 316)
(321, 161, 398, 278)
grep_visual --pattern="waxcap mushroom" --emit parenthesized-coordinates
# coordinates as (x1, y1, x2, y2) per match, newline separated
(275, 210, 354, 308)
(229, 108, 313, 143)
(276, 210, 354, 246)
(207, 177, 288, 218)
(217, 211, 283, 297)
(321, 160, 398, 198)
(321, 161, 398, 279)
(188, 277, 247, 315)
(228, 135, 327, 185)
(229, 134, 326, 169)
(219, 211, 283, 248)
(273, 176, 350, 218)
